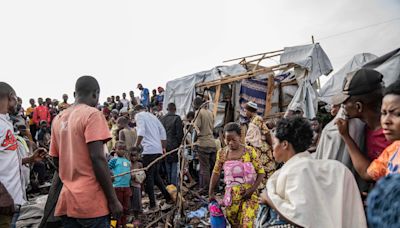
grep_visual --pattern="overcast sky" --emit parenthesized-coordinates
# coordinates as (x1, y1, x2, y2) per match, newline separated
(0, 0, 399, 106)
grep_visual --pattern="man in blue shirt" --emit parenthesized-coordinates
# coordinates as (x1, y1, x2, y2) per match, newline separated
(137, 83, 150, 109)
(108, 141, 131, 227)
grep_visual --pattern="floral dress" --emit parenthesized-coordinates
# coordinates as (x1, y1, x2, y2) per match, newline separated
(213, 146, 265, 227)
(245, 115, 276, 188)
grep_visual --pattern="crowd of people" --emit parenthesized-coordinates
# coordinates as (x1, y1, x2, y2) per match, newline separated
(0, 67, 399, 228)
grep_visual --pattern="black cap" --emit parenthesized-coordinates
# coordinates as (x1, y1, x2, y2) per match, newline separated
(332, 69, 383, 104)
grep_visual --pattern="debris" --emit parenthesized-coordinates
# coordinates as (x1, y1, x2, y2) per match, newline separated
(187, 207, 207, 219)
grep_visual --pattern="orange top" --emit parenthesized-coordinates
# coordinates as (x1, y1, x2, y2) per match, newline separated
(367, 140, 400, 181)
(50, 104, 111, 218)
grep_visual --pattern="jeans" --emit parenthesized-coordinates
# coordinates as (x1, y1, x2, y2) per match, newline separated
(142, 154, 171, 207)
(165, 161, 178, 186)
(61, 215, 110, 228)
(197, 147, 216, 190)
(114, 187, 131, 226)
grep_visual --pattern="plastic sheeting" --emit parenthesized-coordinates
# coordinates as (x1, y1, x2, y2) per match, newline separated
(362, 48, 400, 87)
(163, 64, 247, 116)
(280, 43, 333, 83)
(319, 53, 377, 104)
(287, 73, 319, 119)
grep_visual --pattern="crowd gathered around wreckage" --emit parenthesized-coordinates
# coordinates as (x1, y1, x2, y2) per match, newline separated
(1, 44, 400, 228)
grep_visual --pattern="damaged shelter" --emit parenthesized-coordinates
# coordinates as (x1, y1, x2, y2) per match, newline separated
(163, 43, 333, 126)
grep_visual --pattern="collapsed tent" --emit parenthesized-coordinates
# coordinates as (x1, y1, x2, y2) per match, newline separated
(162, 64, 246, 118)
(319, 48, 400, 105)
(281, 44, 333, 119)
(319, 53, 377, 104)
(363, 48, 400, 87)
(163, 43, 333, 125)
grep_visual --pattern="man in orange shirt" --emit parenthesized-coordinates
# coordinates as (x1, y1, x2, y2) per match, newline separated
(50, 76, 122, 227)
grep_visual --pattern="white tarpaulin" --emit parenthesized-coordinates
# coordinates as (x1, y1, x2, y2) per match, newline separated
(280, 43, 333, 83)
(282, 44, 333, 119)
(319, 53, 377, 104)
(163, 64, 247, 116)
(362, 48, 400, 87)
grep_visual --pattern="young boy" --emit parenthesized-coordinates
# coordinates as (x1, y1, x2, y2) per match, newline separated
(109, 141, 132, 228)
(117, 116, 137, 152)
(36, 120, 51, 149)
(129, 148, 145, 225)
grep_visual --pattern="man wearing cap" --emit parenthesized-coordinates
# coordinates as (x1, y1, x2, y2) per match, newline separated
(137, 84, 150, 109)
(314, 99, 368, 191)
(244, 101, 275, 188)
(335, 69, 391, 163)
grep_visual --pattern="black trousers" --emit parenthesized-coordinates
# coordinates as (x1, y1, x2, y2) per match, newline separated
(142, 154, 171, 207)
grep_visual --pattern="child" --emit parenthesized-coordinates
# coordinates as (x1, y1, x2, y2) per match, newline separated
(109, 141, 132, 228)
(36, 120, 51, 149)
(130, 148, 145, 225)
(117, 116, 137, 152)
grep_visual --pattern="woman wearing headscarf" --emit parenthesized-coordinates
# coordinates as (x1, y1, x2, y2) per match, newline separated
(244, 102, 276, 187)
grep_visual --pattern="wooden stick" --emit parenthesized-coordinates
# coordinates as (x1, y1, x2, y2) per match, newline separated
(111, 144, 196, 178)
(264, 74, 275, 118)
(213, 85, 221, 117)
(145, 207, 176, 228)
(223, 49, 284, 63)
(196, 63, 291, 88)
(244, 53, 281, 65)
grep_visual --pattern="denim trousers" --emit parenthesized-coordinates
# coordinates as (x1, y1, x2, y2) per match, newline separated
(165, 161, 178, 186)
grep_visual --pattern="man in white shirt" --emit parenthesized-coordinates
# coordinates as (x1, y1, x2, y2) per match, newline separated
(0, 82, 46, 227)
(120, 93, 130, 109)
(134, 105, 171, 211)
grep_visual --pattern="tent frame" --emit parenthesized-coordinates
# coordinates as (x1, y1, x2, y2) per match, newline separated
(195, 50, 298, 119)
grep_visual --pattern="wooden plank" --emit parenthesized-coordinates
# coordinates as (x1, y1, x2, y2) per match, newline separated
(245, 53, 281, 65)
(196, 63, 291, 88)
(264, 74, 275, 118)
(223, 49, 284, 63)
(213, 85, 221, 117)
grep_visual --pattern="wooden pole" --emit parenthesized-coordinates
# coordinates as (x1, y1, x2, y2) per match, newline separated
(213, 85, 221, 117)
(223, 49, 284, 63)
(196, 63, 292, 88)
(264, 74, 275, 118)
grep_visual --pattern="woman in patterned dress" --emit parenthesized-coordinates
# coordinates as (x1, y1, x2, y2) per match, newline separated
(209, 122, 265, 227)
(244, 102, 276, 187)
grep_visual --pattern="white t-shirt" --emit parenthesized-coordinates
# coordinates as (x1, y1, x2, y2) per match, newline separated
(135, 112, 166, 155)
(0, 114, 25, 205)
(120, 99, 130, 108)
